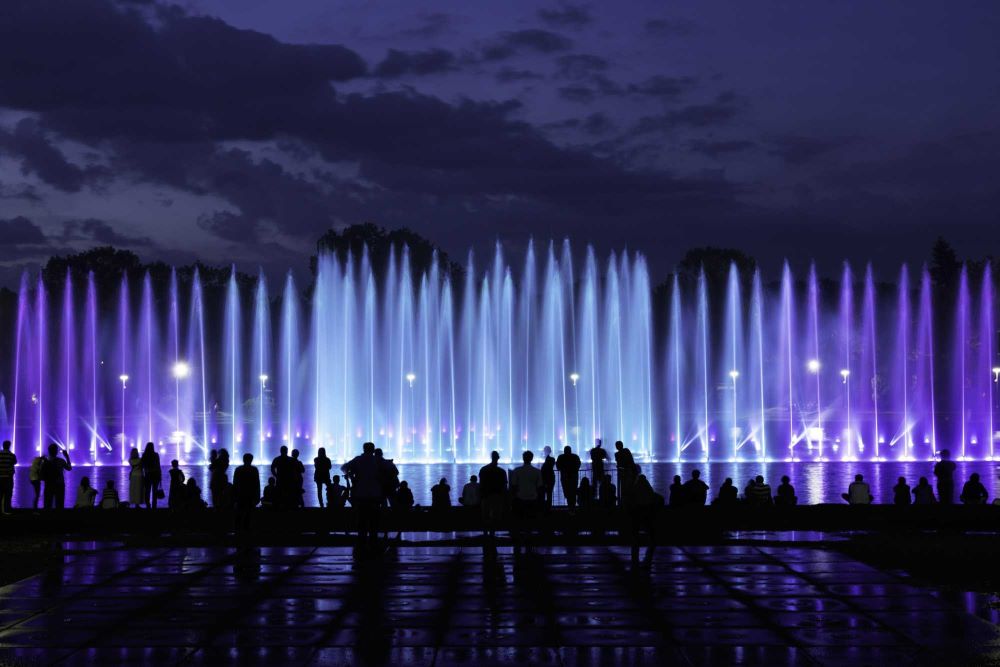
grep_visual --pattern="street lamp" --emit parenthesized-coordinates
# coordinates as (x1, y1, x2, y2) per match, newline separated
(840, 369, 851, 458)
(569, 373, 580, 447)
(405, 372, 416, 388)
(172, 361, 190, 379)
(993, 367, 1000, 383)
(729, 369, 740, 453)
(807, 359, 821, 374)
(119, 374, 129, 462)
(172, 361, 190, 460)
(806, 360, 821, 456)
(258, 374, 268, 454)
(569, 372, 579, 387)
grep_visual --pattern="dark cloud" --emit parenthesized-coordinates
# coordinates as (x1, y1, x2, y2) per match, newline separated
(495, 67, 544, 83)
(767, 136, 846, 165)
(60, 218, 156, 246)
(644, 18, 697, 37)
(627, 75, 697, 99)
(538, 4, 592, 29)
(632, 92, 743, 134)
(480, 29, 573, 61)
(554, 54, 608, 80)
(582, 112, 614, 135)
(0, 118, 104, 192)
(689, 139, 757, 157)
(374, 48, 457, 78)
(557, 86, 598, 103)
(197, 210, 261, 243)
(0, 216, 47, 245)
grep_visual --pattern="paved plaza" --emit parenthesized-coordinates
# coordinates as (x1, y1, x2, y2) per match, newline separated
(0, 542, 997, 665)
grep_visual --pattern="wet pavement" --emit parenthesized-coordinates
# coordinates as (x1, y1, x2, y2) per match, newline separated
(0, 542, 997, 665)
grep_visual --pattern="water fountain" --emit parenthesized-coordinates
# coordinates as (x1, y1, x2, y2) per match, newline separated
(2, 244, 996, 465)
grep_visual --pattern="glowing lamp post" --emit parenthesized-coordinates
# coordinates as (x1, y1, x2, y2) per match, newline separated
(172, 361, 190, 460)
(258, 374, 268, 453)
(405, 372, 416, 388)
(806, 360, 821, 456)
(840, 369, 851, 458)
(119, 374, 129, 461)
(569, 373, 580, 446)
(728, 370, 739, 452)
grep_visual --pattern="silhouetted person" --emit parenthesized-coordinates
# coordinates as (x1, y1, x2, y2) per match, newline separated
(714, 477, 738, 506)
(42, 443, 72, 509)
(185, 478, 206, 509)
(395, 481, 414, 511)
(747, 475, 772, 506)
(29, 453, 45, 509)
(743, 478, 756, 501)
(460, 475, 481, 508)
(233, 453, 260, 532)
(599, 474, 617, 510)
(683, 470, 708, 506)
(341, 442, 382, 551)
(479, 451, 508, 539)
(540, 446, 556, 508)
(375, 448, 399, 511)
(168, 460, 185, 509)
(128, 447, 143, 507)
(101, 480, 120, 509)
(314, 447, 332, 508)
(913, 476, 936, 504)
(327, 475, 348, 509)
(290, 449, 305, 508)
(668, 475, 684, 506)
(589, 439, 607, 501)
(628, 470, 658, 567)
(556, 445, 582, 508)
(270, 446, 293, 508)
(140, 442, 162, 508)
(0, 440, 15, 514)
(842, 474, 873, 504)
(74, 476, 97, 508)
(431, 477, 451, 509)
(509, 450, 542, 550)
(934, 449, 956, 504)
(775, 476, 797, 506)
(261, 477, 277, 508)
(209, 448, 230, 508)
(614, 440, 635, 505)
(893, 477, 911, 505)
(960, 472, 988, 504)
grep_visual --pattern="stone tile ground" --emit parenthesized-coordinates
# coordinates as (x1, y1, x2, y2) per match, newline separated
(0, 543, 997, 665)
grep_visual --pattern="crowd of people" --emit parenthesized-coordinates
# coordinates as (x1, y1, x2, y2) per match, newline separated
(0, 438, 994, 522)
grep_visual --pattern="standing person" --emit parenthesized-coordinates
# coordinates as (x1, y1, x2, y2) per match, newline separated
(540, 446, 556, 508)
(341, 442, 382, 552)
(168, 460, 185, 509)
(479, 451, 508, 541)
(628, 469, 658, 567)
(682, 470, 709, 506)
(589, 439, 607, 502)
(509, 450, 542, 552)
(290, 449, 305, 508)
(556, 446, 582, 508)
(127, 447, 143, 508)
(270, 446, 293, 509)
(41, 443, 72, 509)
(29, 453, 45, 509)
(934, 450, 957, 505)
(375, 449, 399, 511)
(209, 449, 230, 508)
(140, 442, 162, 509)
(0, 441, 16, 514)
(313, 447, 333, 508)
(614, 441, 635, 506)
(233, 453, 261, 532)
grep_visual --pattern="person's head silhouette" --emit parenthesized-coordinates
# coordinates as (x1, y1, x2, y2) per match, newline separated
(855, 474, 864, 482)
(49, 443, 60, 457)
(615, 441, 624, 451)
(144, 441, 154, 454)
(691, 470, 701, 480)
(564, 445, 572, 455)
(782, 475, 790, 484)
(279, 445, 288, 456)
(243, 453, 253, 465)
(318, 447, 326, 458)
(543, 445, 551, 457)
(755, 475, 764, 484)
(490, 450, 500, 464)
(363, 442, 375, 455)
(522, 450, 534, 464)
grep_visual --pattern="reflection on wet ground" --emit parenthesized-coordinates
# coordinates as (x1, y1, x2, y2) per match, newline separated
(0, 542, 997, 665)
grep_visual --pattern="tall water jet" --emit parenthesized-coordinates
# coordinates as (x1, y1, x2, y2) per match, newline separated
(955, 266, 971, 458)
(861, 265, 880, 458)
(724, 263, 743, 459)
(696, 269, 710, 460)
(750, 269, 766, 461)
(224, 268, 242, 456)
(977, 263, 994, 458)
(893, 265, 912, 457)
(252, 271, 271, 459)
(916, 267, 936, 456)
(779, 263, 796, 457)
(807, 265, 823, 458)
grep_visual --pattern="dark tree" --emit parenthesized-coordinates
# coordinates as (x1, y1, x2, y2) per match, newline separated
(929, 237, 961, 288)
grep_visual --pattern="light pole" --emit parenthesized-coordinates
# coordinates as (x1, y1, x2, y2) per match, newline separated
(405, 373, 416, 458)
(569, 373, 580, 449)
(119, 374, 129, 462)
(992, 367, 1000, 459)
(840, 369, 851, 459)
(728, 369, 739, 455)
(172, 361, 190, 462)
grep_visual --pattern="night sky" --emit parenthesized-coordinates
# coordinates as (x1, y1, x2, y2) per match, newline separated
(1, 0, 998, 286)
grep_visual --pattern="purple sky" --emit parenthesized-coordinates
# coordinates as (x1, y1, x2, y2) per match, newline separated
(1, 0, 998, 285)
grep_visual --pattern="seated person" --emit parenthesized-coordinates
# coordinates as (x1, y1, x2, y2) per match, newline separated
(261, 476, 277, 508)
(912, 477, 936, 504)
(747, 475, 773, 506)
(599, 474, 617, 509)
(100, 480, 120, 509)
(713, 478, 738, 506)
(577, 477, 592, 509)
(842, 474, 873, 504)
(431, 478, 451, 509)
(326, 475, 348, 509)
(960, 473, 988, 505)
(185, 478, 207, 509)
(394, 481, 415, 510)
(74, 476, 98, 508)
(668, 475, 684, 506)
(893, 477, 911, 505)
(459, 475, 481, 507)
(774, 476, 797, 506)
